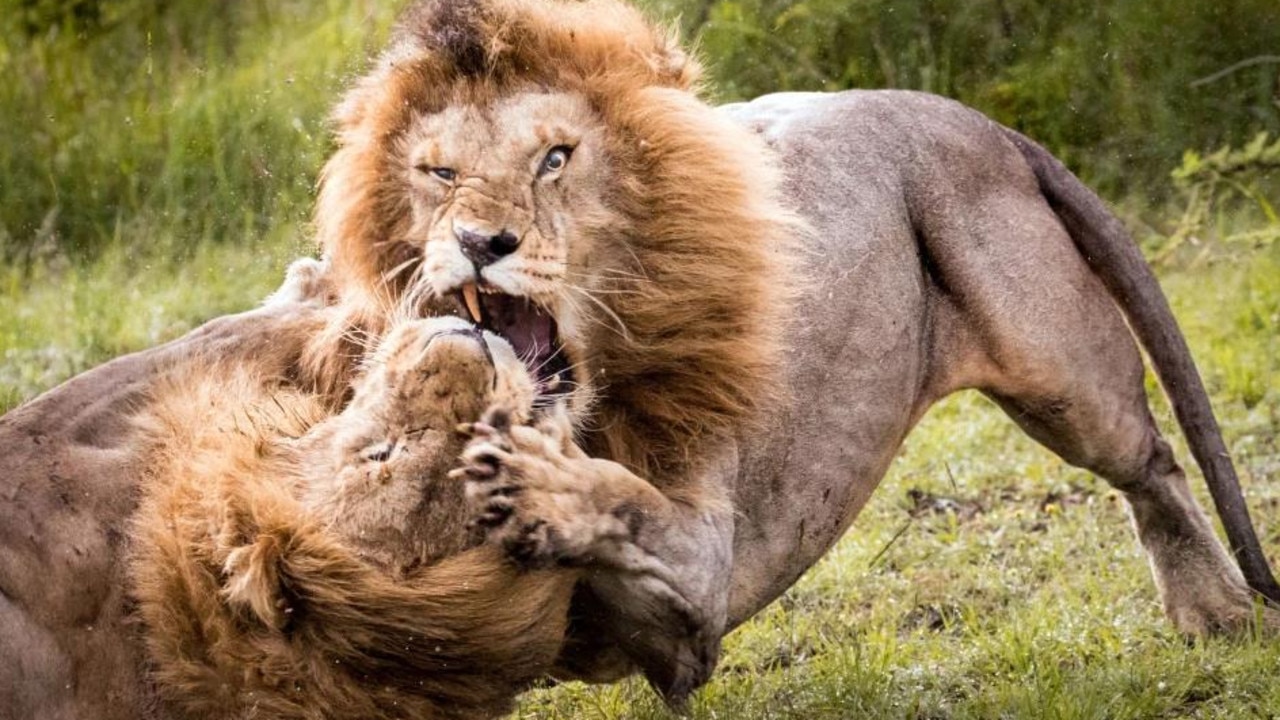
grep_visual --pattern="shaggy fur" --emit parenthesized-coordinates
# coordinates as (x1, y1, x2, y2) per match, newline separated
(130, 316, 575, 719)
(314, 0, 798, 482)
(4, 0, 1276, 713)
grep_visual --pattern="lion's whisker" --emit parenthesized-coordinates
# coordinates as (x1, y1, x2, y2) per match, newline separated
(566, 267, 650, 283)
(382, 256, 422, 285)
(340, 326, 381, 351)
(562, 283, 632, 341)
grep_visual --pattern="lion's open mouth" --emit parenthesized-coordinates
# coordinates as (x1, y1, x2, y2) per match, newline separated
(456, 283, 572, 400)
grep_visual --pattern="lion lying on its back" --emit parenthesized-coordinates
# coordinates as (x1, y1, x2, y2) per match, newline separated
(130, 314, 575, 719)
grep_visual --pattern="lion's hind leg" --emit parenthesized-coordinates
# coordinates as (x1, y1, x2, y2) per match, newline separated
(909, 139, 1276, 634)
(960, 274, 1275, 636)
(989, 381, 1272, 635)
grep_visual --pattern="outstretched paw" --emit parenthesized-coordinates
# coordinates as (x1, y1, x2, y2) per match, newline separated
(453, 409, 520, 529)
(451, 405, 626, 567)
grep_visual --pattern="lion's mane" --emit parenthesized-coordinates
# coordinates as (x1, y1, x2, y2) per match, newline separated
(130, 360, 572, 719)
(314, 0, 799, 482)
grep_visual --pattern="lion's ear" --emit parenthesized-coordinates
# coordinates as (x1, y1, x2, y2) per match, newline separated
(650, 27, 701, 90)
(263, 257, 333, 309)
(221, 532, 291, 631)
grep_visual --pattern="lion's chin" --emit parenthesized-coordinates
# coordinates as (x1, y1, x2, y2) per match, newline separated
(447, 287, 574, 405)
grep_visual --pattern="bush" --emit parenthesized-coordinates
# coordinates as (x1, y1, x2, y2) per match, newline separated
(1152, 132, 1280, 262)
(668, 0, 1280, 196)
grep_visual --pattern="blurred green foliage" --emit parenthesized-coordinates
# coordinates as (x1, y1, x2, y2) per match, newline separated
(1159, 132, 1280, 260)
(0, 0, 399, 263)
(1, 0, 1278, 260)
(672, 0, 1280, 196)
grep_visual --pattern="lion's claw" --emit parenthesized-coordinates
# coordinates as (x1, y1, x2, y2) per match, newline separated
(504, 519, 553, 566)
(473, 497, 516, 528)
(455, 403, 612, 568)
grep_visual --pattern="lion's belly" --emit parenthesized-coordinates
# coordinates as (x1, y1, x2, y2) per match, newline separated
(722, 91, 954, 625)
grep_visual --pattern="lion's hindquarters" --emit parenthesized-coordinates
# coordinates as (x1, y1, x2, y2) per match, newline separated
(888, 100, 1278, 632)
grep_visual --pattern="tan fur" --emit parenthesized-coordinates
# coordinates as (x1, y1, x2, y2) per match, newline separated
(130, 317, 575, 719)
(314, 0, 799, 483)
(5, 1, 1275, 715)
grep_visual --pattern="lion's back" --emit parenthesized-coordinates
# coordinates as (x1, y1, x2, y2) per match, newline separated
(0, 301, 330, 720)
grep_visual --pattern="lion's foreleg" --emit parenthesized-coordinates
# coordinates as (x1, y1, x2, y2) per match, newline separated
(457, 409, 736, 703)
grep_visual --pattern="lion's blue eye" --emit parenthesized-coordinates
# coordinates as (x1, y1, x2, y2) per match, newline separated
(539, 146, 573, 176)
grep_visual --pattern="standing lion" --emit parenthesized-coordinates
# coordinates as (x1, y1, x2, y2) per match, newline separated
(309, 0, 1280, 701)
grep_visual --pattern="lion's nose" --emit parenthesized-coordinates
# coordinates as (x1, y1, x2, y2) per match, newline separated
(456, 228, 521, 268)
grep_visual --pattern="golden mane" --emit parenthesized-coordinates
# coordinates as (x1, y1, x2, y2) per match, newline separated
(131, 352, 573, 719)
(315, 0, 798, 481)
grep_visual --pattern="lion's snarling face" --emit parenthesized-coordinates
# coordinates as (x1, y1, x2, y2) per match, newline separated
(316, 0, 798, 478)
(398, 92, 614, 405)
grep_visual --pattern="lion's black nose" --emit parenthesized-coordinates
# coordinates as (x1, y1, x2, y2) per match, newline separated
(457, 228, 521, 268)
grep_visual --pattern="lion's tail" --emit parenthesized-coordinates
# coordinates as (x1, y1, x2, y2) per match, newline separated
(999, 126, 1280, 605)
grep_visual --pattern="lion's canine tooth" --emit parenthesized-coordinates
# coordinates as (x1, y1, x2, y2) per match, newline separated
(462, 282, 482, 323)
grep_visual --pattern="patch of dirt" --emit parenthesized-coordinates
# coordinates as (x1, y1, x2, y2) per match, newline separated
(899, 603, 964, 634)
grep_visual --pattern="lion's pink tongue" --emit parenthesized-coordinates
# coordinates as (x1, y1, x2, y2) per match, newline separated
(487, 296, 554, 369)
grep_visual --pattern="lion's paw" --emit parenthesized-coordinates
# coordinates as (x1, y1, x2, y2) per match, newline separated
(452, 406, 627, 567)
(1164, 584, 1280, 637)
(263, 257, 333, 309)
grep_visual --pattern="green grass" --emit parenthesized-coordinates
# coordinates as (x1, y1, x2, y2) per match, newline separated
(0, 0, 404, 410)
(0, 0, 401, 260)
(0, 231, 307, 411)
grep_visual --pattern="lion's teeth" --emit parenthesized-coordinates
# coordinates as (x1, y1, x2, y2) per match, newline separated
(461, 282, 482, 323)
